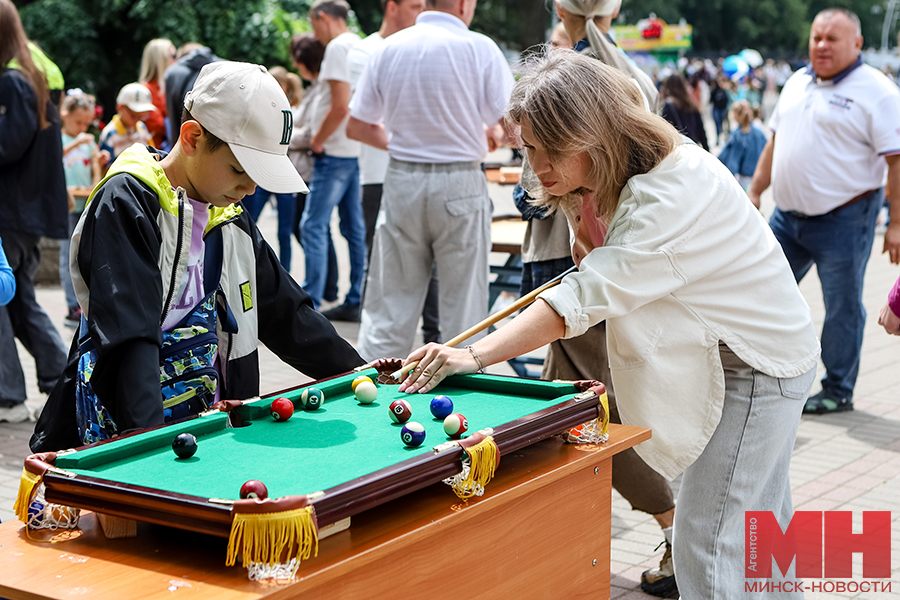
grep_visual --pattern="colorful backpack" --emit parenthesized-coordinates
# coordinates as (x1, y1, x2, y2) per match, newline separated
(74, 228, 234, 445)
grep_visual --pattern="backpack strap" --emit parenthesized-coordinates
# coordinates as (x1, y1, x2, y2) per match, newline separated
(203, 226, 238, 334)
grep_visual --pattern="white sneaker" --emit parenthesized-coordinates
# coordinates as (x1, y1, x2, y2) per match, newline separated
(0, 403, 30, 423)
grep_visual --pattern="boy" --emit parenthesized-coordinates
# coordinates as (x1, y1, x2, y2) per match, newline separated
(98, 82, 155, 165)
(31, 62, 365, 452)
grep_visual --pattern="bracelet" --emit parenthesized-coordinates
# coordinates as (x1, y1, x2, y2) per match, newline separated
(466, 345, 485, 374)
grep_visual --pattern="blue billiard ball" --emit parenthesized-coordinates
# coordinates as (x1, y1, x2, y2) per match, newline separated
(401, 422, 426, 447)
(430, 395, 453, 420)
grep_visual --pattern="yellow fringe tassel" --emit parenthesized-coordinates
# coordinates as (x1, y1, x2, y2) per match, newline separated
(14, 468, 42, 523)
(226, 506, 318, 571)
(598, 392, 610, 436)
(454, 435, 499, 500)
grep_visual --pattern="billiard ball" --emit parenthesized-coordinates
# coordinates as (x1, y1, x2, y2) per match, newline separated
(355, 380, 378, 404)
(239, 480, 268, 500)
(300, 387, 324, 411)
(389, 399, 412, 423)
(443, 413, 468, 439)
(430, 395, 453, 420)
(352, 375, 374, 392)
(270, 397, 294, 421)
(172, 432, 197, 459)
(401, 422, 426, 447)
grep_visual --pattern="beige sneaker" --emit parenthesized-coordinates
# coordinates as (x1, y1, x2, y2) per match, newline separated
(641, 540, 678, 597)
(0, 403, 30, 423)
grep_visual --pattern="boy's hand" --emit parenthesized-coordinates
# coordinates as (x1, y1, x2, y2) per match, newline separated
(75, 132, 94, 147)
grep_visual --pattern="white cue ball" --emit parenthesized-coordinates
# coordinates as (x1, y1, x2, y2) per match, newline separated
(355, 380, 378, 404)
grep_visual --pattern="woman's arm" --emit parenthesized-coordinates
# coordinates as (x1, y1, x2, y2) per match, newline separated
(399, 299, 565, 394)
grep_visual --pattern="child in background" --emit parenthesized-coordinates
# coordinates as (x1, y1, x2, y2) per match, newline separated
(716, 99, 767, 192)
(98, 82, 155, 166)
(59, 91, 107, 327)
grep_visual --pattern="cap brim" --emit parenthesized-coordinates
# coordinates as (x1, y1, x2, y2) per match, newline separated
(126, 103, 158, 113)
(230, 144, 309, 194)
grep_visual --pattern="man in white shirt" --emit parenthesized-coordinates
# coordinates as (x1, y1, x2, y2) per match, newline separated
(301, 0, 367, 319)
(344, 0, 439, 338)
(749, 8, 900, 414)
(348, 0, 513, 360)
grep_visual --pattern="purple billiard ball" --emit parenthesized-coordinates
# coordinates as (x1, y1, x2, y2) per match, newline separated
(430, 395, 453, 420)
(401, 422, 426, 447)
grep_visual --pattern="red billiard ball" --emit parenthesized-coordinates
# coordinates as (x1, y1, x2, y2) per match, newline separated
(389, 399, 412, 424)
(240, 480, 268, 500)
(270, 397, 294, 421)
(443, 413, 468, 439)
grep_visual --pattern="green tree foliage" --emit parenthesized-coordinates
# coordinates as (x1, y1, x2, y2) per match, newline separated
(11, 0, 897, 118)
(15, 0, 311, 116)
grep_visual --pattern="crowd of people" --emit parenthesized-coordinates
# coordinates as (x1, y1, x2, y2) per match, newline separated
(2, 0, 900, 598)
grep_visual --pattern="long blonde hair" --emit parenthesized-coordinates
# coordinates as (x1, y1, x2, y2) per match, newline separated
(139, 38, 174, 91)
(507, 50, 679, 221)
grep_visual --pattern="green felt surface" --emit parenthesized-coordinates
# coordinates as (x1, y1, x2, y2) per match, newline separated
(57, 371, 577, 501)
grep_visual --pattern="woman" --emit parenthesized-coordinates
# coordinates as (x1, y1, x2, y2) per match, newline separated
(138, 38, 175, 149)
(0, 0, 68, 423)
(660, 72, 709, 150)
(525, 4, 676, 597)
(399, 52, 819, 600)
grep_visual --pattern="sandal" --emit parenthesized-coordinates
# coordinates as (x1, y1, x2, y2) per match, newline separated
(803, 389, 853, 414)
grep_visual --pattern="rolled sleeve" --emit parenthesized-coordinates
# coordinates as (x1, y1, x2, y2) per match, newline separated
(539, 283, 590, 339)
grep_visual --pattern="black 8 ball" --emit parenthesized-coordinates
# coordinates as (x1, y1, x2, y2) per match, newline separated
(172, 432, 198, 459)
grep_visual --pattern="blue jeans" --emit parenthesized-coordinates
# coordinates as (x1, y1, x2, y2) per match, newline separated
(768, 189, 883, 399)
(300, 155, 366, 308)
(712, 107, 727, 138)
(243, 188, 296, 272)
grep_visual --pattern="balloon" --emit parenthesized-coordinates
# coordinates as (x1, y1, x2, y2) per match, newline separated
(739, 49, 764, 68)
(722, 55, 750, 78)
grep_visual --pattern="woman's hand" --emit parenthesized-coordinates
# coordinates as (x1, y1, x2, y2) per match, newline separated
(398, 343, 480, 394)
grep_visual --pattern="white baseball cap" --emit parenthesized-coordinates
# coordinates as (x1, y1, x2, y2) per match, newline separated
(117, 83, 157, 113)
(184, 61, 308, 194)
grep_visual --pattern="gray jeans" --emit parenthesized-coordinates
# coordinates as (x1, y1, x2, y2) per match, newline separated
(674, 344, 815, 600)
(358, 159, 490, 360)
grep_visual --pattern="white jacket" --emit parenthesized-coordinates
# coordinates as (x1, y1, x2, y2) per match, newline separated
(540, 144, 820, 479)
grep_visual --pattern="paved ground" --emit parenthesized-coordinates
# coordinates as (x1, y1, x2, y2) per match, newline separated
(1, 165, 898, 598)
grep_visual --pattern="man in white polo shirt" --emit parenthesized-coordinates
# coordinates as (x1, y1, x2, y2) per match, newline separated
(344, 0, 440, 340)
(749, 8, 900, 414)
(347, 0, 513, 360)
(301, 0, 367, 319)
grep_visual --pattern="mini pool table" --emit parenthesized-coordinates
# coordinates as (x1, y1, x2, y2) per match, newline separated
(27, 369, 604, 541)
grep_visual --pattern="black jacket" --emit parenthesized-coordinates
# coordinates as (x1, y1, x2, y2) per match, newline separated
(31, 150, 364, 452)
(0, 68, 67, 239)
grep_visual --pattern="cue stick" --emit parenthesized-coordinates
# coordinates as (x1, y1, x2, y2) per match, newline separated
(391, 265, 578, 380)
